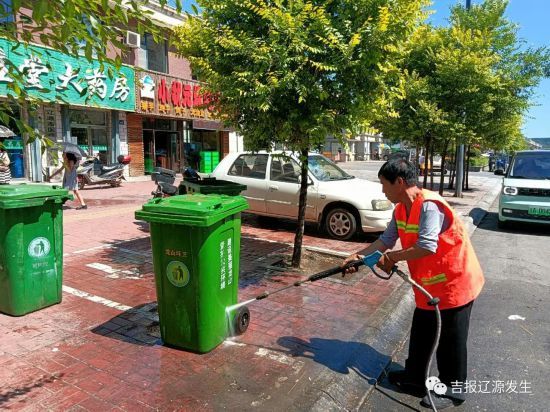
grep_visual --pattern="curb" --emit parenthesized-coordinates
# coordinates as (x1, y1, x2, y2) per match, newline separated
(294, 281, 415, 411)
(461, 183, 502, 236)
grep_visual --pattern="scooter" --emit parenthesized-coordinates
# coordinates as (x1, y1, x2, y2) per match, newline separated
(151, 166, 200, 198)
(77, 154, 130, 190)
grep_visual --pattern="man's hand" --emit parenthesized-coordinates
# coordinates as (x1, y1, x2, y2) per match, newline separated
(341, 254, 363, 275)
(376, 253, 396, 274)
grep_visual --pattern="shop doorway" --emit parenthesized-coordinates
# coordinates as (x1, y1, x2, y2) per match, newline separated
(72, 127, 109, 164)
(143, 118, 181, 173)
(189, 129, 220, 173)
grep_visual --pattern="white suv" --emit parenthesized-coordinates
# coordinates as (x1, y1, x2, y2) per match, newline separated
(210, 151, 393, 240)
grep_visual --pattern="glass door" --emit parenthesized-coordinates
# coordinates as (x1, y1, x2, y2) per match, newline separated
(72, 127, 90, 156)
(91, 128, 108, 164)
(169, 132, 180, 172)
(143, 129, 154, 174)
(71, 126, 108, 165)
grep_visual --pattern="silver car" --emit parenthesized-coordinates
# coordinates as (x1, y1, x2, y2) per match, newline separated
(210, 151, 393, 240)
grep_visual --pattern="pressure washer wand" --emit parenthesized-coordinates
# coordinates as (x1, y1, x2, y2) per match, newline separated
(255, 259, 365, 301)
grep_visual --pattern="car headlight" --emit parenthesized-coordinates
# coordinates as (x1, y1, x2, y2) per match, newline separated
(372, 199, 392, 211)
(502, 186, 518, 196)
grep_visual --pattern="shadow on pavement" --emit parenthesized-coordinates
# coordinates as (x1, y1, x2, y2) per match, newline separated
(242, 213, 380, 243)
(277, 336, 390, 385)
(0, 373, 63, 407)
(133, 220, 150, 233)
(478, 211, 550, 236)
(91, 302, 161, 346)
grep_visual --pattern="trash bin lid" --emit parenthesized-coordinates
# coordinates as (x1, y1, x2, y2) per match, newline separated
(0, 184, 71, 209)
(136, 194, 249, 227)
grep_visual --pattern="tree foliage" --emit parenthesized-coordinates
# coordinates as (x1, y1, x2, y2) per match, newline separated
(0, 0, 180, 142)
(375, 0, 548, 193)
(174, 0, 428, 266)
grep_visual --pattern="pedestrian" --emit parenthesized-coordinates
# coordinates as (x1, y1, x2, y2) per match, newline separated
(342, 158, 484, 410)
(0, 147, 10, 184)
(488, 155, 495, 172)
(50, 152, 87, 209)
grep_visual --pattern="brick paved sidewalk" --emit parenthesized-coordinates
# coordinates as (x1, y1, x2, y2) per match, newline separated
(0, 178, 500, 411)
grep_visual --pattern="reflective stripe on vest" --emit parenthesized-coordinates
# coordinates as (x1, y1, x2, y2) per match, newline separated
(394, 189, 485, 310)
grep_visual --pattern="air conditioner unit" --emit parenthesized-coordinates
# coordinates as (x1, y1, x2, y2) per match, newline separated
(126, 31, 140, 48)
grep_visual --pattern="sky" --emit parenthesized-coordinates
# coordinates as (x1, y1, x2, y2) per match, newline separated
(430, 0, 550, 138)
(173, 0, 550, 139)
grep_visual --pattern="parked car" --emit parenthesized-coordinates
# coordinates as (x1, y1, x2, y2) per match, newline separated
(210, 151, 393, 240)
(418, 154, 447, 175)
(498, 150, 550, 228)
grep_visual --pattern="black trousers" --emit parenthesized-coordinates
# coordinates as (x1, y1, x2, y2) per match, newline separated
(405, 300, 474, 399)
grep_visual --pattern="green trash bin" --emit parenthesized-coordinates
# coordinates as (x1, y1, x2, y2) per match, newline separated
(178, 177, 247, 196)
(135, 194, 249, 353)
(0, 184, 72, 316)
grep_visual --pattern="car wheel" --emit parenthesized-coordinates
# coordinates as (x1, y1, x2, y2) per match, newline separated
(383, 155, 388, 161)
(325, 207, 358, 240)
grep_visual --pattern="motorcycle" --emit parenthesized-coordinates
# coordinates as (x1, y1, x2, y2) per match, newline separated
(77, 154, 130, 190)
(151, 167, 200, 198)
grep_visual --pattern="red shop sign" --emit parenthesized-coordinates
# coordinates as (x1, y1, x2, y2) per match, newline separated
(157, 78, 212, 109)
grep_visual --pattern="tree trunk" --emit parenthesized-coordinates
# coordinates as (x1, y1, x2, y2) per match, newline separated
(448, 145, 458, 190)
(465, 144, 471, 190)
(439, 139, 450, 196)
(429, 144, 434, 190)
(422, 136, 430, 189)
(291, 148, 310, 268)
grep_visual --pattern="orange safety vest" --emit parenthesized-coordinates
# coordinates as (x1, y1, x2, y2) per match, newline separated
(394, 189, 484, 310)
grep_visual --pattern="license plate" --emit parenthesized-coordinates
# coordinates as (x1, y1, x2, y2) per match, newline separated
(528, 207, 550, 216)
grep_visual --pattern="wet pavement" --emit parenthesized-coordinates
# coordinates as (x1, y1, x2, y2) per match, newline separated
(0, 172, 501, 411)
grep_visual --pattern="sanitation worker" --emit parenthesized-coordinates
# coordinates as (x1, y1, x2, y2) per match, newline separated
(342, 158, 484, 410)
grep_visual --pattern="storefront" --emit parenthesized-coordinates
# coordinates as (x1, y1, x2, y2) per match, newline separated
(0, 106, 25, 179)
(130, 71, 228, 176)
(0, 38, 135, 180)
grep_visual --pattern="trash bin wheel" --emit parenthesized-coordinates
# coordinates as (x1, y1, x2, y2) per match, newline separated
(234, 306, 250, 335)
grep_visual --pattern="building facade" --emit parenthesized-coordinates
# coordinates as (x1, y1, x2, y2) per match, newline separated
(0, 38, 134, 181)
(0, 2, 232, 182)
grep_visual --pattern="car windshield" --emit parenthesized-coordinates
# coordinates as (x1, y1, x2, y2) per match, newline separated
(308, 155, 353, 181)
(509, 153, 550, 180)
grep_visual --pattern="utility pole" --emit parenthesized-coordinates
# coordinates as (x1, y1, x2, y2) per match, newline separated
(456, 0, 472, 197)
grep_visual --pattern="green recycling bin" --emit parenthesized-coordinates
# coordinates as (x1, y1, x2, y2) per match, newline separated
(135, 194, 249, 353)
(0, 184, 72, 316)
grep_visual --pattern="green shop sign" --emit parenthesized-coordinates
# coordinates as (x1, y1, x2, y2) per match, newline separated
(1, 139, 23, 150)
(0, 39, 135, 111)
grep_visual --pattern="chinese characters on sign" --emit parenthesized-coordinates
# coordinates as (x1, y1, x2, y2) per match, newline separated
(137, 72, 215, 120)
(219, 237, 233, 290)
(0, 39, 135, 111)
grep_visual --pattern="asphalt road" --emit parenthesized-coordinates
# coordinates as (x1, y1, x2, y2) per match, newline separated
(339, 160, 500, 183)
(361, 199, 550, 411)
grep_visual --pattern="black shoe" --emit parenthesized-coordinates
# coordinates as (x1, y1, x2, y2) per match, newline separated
(387, 370, 425, 396)
(76, 205, 88, 210)
(421, 393, 464, 410)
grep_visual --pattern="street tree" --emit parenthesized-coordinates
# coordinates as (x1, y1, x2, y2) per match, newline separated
(376, 0, 548, 195)
(174, 0, 428, 267)
(0, 0, 181, 144)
